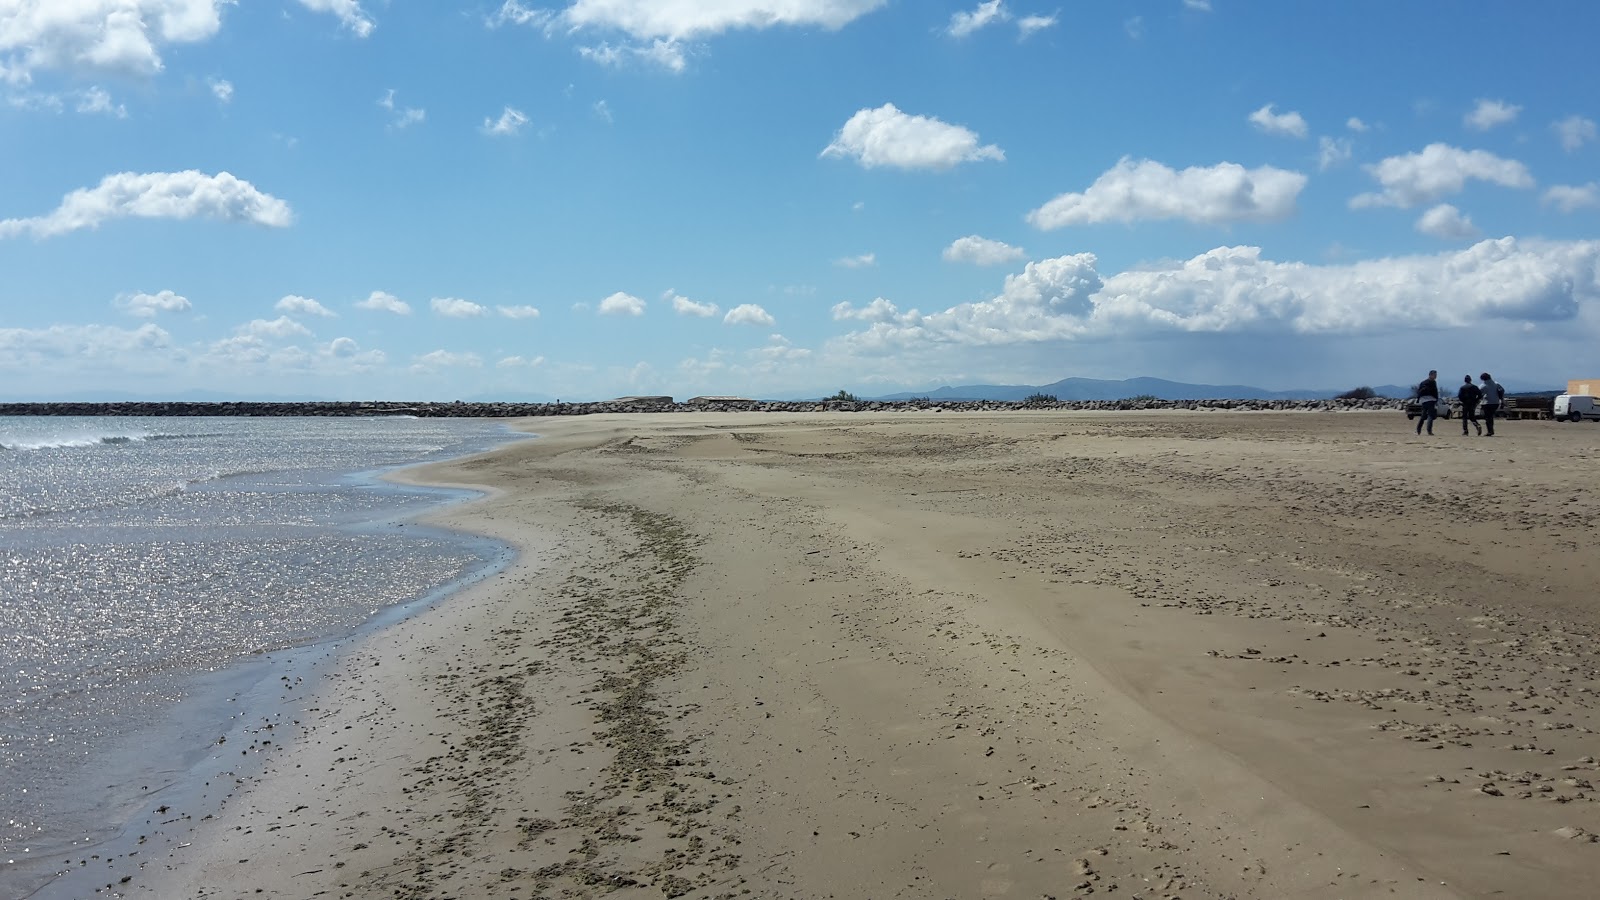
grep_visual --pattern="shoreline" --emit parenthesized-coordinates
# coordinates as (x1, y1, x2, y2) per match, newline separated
(130, 411, 1600, 899)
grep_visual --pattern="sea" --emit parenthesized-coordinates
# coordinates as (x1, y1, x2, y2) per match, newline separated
(0, 415, 528, 898)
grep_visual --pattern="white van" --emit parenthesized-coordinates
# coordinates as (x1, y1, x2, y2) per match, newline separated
(1554, 394, 1600, 422)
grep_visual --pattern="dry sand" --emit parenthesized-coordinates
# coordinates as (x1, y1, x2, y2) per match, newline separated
(118, 410, 1600, 899)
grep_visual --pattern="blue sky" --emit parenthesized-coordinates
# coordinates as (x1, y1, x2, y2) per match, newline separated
(2, 1, 1598, 401)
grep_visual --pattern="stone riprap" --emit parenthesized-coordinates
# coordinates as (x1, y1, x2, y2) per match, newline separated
(0, 398, 1406, 417)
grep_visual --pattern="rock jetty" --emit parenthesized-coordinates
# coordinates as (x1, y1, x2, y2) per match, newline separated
(0, 398, 1405, 417)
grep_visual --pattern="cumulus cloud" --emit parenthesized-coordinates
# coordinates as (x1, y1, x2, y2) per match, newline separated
(1350, 143, 1534, 209)
(76, 86, 126, 117)
(276, 294, 335, 317)
(947, 1, 1007, 38)
(1318, 136, 1352, 171)
(0, 0, 226, 83)
(295, 0, 375, 37)
(1248, 104, 1308, 139)
(497, 354, 545, 368)
(665, 290, 718, 317)
(1554, 115, 1597, 152)
(116, 289, 190, 317)
(355, 290, 410, 314)
(578, 38, 686, 72)
(1346, 117, 1369, 132)
(1016, 13, 1057, 38)
(0, 323, 173, 372)
(0, 170, 291, 239)
(598, 291, 646, 316)
(545, 0, 886, 40)
(1027, 158, 1306, 228)
(724, 303, 774, 326)
(497, 304, 541, 319)
(241, 316, 312, 339)
(1544, 183, 1600, 213)
(378, 89, 424, 128)
(1415, 203, 1479, 240)
(432, 297, 488, 318)
(1465, 98, 1520, 131)
(836, 252, 876, 268)
(207, 77, 232, 103)
(829, 238, 1600, 356)
(821, 103, 1003, 170)
(943, 235, 1025, 266)
(482, 106, 529, 136)
(410, 349, 483, 373)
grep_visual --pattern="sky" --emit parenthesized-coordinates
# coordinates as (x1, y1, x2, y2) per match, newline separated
(2, 0, 1599, 401)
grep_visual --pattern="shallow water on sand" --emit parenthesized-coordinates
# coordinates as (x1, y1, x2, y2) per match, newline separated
(0, 416, 526, 896)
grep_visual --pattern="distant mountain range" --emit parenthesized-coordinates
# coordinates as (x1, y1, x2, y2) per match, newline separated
(867, 377, 1417, 403)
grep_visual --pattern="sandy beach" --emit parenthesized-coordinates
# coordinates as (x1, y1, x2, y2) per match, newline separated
(123, 410, 1600, 900)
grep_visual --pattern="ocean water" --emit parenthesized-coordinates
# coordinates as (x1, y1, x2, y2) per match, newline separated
(0, 416, 526, 896)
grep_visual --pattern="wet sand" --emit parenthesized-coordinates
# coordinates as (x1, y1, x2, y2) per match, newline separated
(128, 411, 1600, 899)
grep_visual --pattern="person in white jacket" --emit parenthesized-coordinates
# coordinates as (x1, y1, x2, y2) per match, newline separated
(1479, 373, 1503, 436)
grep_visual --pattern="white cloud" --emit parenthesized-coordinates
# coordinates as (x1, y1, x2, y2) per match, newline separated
(593, 99, 613, 122)
(1016, 13, 1056, 38)
(207, 77, 232, 103)
(577, 39, 687, 72)
(323, 337, 384, 370)
(116, 289, 190, 317)
(943, 235, 1025, 266)
(378, 89, 424, 128)
(1350, 143, 1534, 209)
(295, 0, 374, 37)
(0, 0, 226, 83)
(1124, 16, 1143, 39)
(821, 103, 1004, 171)
(0, 170, 291, 239)
(1544, 183, 1600, 213)
(488, 1, 553, 29)
(1183, 0, 1213, 10)
(831, 297, 906, 323)
(947, 1, 1007, 38)
(497, 304, 541, 319)
(1415, 203, 1479, 240)
(1464, 98, 1520, 131)
(665, 290, 718, 317)
(598, 291, 646, 316)
(836, 252, 876, 268)
(482, 106, 529, 136)
(1554, 115, 1597, 152)
(1248, 103, 1308, 139)
(554, 0, 886, 40)
(0, 323, 173, 372)
(1317, 136, 1352, 171)
(432, 297, 488, 318)
(276, 294, 335, 317)
(76, 86, 126, 117)
(355, 290, 410, 315)
(1346, 116, 1369, 132)
(241, 316, 312, 339)
(497, 354, 545, 368)
(410, 349, 483, 373)
(830, 238, 1600, 353)
(1027, 158, 1306, 228)
(724, 303, 774, 326)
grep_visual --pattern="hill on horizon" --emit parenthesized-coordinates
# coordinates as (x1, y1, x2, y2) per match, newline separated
(867, 376, 1416, 403)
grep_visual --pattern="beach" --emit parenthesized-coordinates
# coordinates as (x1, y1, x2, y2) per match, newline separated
(131, 410, 1600, 900)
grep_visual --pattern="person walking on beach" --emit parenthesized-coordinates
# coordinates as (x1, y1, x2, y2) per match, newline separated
(1458, 375, 1483, 436)
(1479, 372, 1503, 436)
(1414, 369, 1441, 435)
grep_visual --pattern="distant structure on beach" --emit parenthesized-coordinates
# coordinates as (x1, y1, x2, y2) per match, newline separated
(1568, 378, 1600, 396)
(606, 396, 674, 404)
(687, 396, 757, 407)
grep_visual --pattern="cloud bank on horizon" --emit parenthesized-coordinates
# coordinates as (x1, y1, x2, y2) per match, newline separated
(2, 1, 1599, 400)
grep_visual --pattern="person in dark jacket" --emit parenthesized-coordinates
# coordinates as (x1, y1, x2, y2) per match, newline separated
(1458, 375, 1482, 435)
(1479, 373, 1503, 436)
(1415, 369, 1440, 435)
